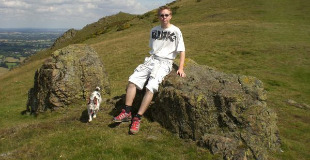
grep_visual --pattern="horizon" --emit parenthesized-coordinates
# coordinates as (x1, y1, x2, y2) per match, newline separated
(0, 0, 175, 29)
(0, 27, 70, 29)
(0, 28, 69, 33)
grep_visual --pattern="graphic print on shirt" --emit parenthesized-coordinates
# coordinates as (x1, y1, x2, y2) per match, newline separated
(152, 30, 176, 42)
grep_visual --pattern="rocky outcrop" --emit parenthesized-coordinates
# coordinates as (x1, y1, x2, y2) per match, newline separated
(27, 44, 110, 113)
(51, 29, 77, 49)
(147, 59, 280, 160)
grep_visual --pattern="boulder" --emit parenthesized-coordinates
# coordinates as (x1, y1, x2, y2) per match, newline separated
(147, 59, 280, 159)
(27, 44, 110, 113)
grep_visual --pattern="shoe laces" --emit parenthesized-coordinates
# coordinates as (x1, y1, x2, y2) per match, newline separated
(131, 117, 140, 129)
(116, 109, 127, 119)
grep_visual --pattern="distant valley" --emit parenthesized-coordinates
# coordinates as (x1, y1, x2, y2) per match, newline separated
(0, 28, 67, 74)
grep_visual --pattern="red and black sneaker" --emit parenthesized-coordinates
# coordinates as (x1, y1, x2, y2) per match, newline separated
(113, 109, 132, 122)
(130, 117, 141, 134)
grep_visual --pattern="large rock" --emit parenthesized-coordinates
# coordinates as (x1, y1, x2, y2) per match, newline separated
(27, 44, 110, 113)
(147, 59, 280, 159)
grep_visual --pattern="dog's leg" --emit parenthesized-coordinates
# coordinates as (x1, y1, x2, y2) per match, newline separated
(93, 103, 100, 119)
(93, 110, 97, 118)
(89, 115, 92, 122)
(88, 109, 92, 122)
(93, 109, 98, 118)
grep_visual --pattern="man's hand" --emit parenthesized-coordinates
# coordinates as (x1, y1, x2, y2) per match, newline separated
(177, 51, 186, 77)
(177, 69, 186, 77)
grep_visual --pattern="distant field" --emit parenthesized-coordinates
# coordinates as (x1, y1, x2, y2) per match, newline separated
(0, 28, 66, 71)
(4, 57, 20, 62)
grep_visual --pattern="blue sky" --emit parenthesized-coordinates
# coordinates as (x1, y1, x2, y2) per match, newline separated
(0, 0, 174, 29)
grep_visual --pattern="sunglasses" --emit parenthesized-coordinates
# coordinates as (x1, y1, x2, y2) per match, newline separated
(159, 14, 170, 18)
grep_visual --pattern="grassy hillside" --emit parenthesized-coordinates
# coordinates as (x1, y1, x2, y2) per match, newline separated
(1, 0, 309, 159)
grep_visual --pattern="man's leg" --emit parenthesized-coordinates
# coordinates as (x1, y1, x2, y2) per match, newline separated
(130, 88, 153, 134)
(137, 88, 153, 115)
(126, 83, 154, 116)
(125, 82, 137, 106)
(130, 62, 172, 134)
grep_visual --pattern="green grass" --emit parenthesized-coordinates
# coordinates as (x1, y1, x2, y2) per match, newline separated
(0, 105, 213, 159)
(1, 0, 310, 159)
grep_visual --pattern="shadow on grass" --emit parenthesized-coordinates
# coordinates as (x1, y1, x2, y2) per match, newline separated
(107, 94, 127, 128)
(108, 122, 122, 128)
(20, 109, 38, 117)
(79, 109, 89, 123)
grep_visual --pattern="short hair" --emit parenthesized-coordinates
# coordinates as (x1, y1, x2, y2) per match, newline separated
(158, 6, 172, 15)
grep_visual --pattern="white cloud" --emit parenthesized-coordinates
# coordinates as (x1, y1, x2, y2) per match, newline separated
(0, 0, 174, 29)
(2, 0, 30, 8)
(86, 3, 97, 9)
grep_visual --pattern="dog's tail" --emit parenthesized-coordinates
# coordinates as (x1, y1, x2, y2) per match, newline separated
(95, 86, 101, 91)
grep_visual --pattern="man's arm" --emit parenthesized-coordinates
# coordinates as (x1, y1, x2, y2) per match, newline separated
(177, 51, 186, 77)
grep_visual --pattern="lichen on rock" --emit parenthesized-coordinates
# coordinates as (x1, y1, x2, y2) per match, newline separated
(27, 44, 110, 113)
(146, 59, 280, 159)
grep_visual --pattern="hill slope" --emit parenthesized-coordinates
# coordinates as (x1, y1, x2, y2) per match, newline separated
(1, 0, 309, 159)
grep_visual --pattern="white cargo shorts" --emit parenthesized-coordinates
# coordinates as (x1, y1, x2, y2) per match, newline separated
(129, 56, 173, 93)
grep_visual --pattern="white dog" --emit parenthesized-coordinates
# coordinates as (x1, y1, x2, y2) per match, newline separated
(87, 87, 102, 122)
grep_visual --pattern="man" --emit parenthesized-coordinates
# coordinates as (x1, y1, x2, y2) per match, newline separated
(113, 6, 186, 134)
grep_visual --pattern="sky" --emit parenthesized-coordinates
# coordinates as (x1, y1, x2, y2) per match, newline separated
(0, 0, 175, 29)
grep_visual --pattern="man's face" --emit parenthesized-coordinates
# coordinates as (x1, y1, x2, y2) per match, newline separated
(158, 9, 172, 25)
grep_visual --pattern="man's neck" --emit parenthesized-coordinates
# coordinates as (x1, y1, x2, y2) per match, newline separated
(161, 23, 171, 29)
